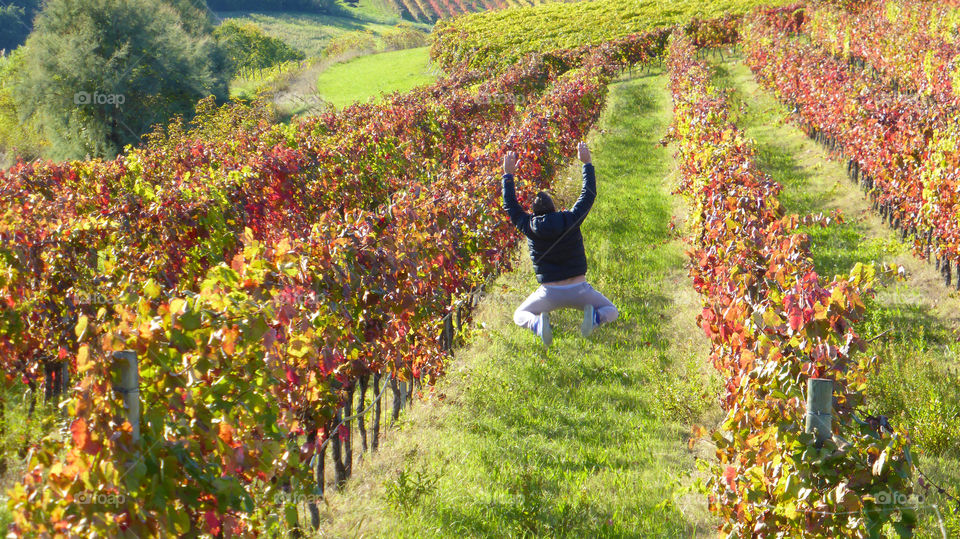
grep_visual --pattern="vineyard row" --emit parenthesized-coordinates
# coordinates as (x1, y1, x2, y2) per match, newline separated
(745, 7, 960, 291)
(3, 26, 673, 537)
(668, 29, 914, 537)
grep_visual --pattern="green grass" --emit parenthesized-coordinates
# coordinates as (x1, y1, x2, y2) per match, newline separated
(714, 54, 960, 538)
(333, 0, 411, 24)
(215, 10, 418, 58)
(314, 47, 436, 108)
(0, 383, 60, 533)
(312, 70, 721, 537)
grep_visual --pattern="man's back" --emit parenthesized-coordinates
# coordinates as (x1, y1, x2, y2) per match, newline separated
(499, 142, 618, 348)
(524, 211, 588, 284)
(502, 162, 596, 284)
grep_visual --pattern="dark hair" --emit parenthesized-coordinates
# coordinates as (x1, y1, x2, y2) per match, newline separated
(531, 191, 556, 215)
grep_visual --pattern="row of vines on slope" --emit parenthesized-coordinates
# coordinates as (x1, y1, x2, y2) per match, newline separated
(428, 0, 792, 71)
(387, 0, 541, 24)
(0, 22, 683, 537)
(806, 0, 960, 105)
(744, 7, 960, 292)
(0, 53, 557, 408)
(668, 33, 916, 536)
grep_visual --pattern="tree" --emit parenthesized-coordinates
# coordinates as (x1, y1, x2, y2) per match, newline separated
(13, 0, 229, 160)
(165, 0, 217, 36)
(0, 49, 48, 167)
(0, 1, 41, 52)
(214, 20, 305, 78)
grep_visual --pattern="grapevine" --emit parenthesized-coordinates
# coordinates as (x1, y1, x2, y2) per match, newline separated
(668, 32, 915, 536)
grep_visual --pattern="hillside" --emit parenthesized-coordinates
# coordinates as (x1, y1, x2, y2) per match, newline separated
(3, 1, 960, 537)
(377, 0, 550, 24)
(215, 10, 419, 57)
(430, 0, 797, 69)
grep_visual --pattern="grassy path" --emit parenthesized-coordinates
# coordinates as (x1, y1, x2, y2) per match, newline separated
(315, 72, 720, 537)
(715, 57, 960, 537)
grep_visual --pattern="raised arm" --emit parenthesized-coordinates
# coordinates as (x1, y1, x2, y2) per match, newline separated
(569, 142, 596, 221)
(501, 151, 533, 236)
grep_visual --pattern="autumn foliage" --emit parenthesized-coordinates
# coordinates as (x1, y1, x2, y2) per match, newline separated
(668, 32, 915, 536)
(746, 5, 960, 288)
(0, 20, 672, 538)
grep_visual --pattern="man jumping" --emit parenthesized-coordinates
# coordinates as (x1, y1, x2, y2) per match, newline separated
(501, 141, 619, 347)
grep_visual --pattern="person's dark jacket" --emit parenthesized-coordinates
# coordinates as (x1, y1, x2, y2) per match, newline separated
(502, 163, 596, 284)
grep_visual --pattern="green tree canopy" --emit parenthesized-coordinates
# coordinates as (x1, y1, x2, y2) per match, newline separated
(0, 1, 41, 52)
(214, 20, 305, 77)
(13, 0, 229, 160)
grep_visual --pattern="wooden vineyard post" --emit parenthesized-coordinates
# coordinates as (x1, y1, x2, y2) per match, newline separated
(331, 411, 347, 488)
(391, 376, 401, 422)
(307, 433, 329, 530)
(44, 362, 53, 402)
(113, 351, 140, 443)
(372, 374, 382, 451)
(358, 376, 369, 454)
(307, 429, 321, 530)
(805, 378, 833, 446)
(444, 314, 455, 351)
(406, 377, 414, 410)
(344, 385, 354, 478)
(60, 361, 69, 397)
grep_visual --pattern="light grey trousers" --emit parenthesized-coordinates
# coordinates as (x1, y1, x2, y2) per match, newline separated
(513, 281, 619, 331)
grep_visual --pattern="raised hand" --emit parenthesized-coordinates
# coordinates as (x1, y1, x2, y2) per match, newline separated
(503, 151, 519, 175)
(577, 141, 592, 164)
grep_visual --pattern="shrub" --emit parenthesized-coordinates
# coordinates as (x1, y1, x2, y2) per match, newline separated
(380, 24, 429, 51)
(215, 20, 306, 78)
(323, 30, 380, 58)
(0, 49, 47, 167)
(11, 0, 228, 160)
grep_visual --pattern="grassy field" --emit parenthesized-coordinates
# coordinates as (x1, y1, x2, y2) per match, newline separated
(314, 47, 436, 108)
(215, 10, 418, 58)
(310, 69, 722, 537)
(715, 56, 960, 537)
(333, 0, 412, 24)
